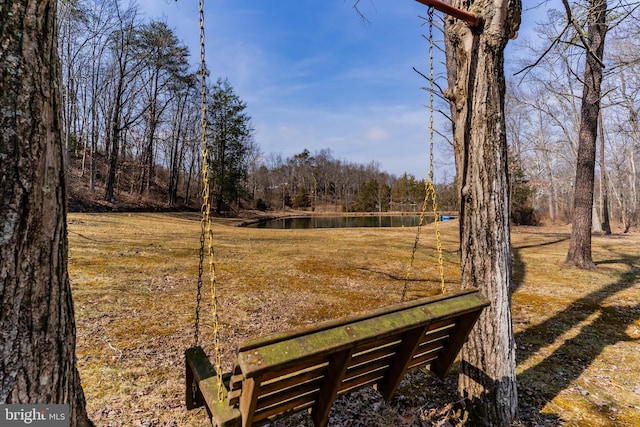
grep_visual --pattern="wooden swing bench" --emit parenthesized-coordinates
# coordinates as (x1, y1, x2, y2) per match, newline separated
(185, 288, 489, 427)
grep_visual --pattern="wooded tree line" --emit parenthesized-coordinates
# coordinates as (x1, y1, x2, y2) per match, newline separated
(56, 0, 529, 223)
(56, 0, 515, 217)
(250, 149, 459, 212)
(59, 0, 638, 230)
(59, 0, 200, 206)
(59, 0, 258, 210)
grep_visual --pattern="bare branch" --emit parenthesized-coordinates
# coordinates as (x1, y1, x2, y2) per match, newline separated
(514, 22, 570, 77)
(561, 0, 606, 68)
(351, 0, 371, 25)
(607, 2, 640, 32)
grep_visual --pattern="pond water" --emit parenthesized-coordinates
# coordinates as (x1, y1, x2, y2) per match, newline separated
(247, 215, 438, 229)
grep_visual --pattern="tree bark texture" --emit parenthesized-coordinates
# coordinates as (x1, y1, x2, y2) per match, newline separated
(443, 1, 521, 425)
(598, 113, 611, 234)
(566, 0, 607, 268)
(0, 1, 92, 425)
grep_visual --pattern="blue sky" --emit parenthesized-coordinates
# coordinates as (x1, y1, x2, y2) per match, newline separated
(136, 0, 543, 180)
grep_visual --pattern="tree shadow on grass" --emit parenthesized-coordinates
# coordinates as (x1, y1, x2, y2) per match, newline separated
(514, 260, 640, 424)
(511, 237, 569, 293)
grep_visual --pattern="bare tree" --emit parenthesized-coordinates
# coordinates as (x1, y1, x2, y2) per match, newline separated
(136, 20, 190, 194)
(166, 78, 198, 207)
(566, 0, 608, 268)
(509, 81, 576, 223)
(103, 2, 146, 202)
(605, 28, 640, 232)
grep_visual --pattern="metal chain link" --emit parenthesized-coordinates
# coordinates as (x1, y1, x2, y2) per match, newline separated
(193, 0, 224, 403)
(195, 0, 208, 350)
(427, 6, 434, 185)
(403, 6, 446, 301)
(195, 221, 204, 346)
(426, 6, 445, 294)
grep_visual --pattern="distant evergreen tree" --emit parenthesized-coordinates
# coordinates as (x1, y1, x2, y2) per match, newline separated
(353, 180, 376, 212)
(292, 186, 310, 209)
(353, 178, 379, 212)
(391, 173, 424, 211)
(378, 182, 391, 212)
(208, 78, 254, 212)
(509, 153, 536, 225)
(255, 198, 268, 211)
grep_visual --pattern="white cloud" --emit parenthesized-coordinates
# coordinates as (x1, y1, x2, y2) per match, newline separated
(364, 126, 389, 140)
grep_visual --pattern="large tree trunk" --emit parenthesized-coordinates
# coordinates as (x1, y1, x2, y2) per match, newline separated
(566, 0, 607, 268)
(598, 113, 611, 234)
(443, 1, 521, 425)
(0, 1, 92, 426)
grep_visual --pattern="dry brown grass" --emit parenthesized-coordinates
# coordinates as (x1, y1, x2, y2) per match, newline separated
(67, 213, 640, 426)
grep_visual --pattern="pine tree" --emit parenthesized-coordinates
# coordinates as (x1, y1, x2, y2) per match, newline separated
(208, 78, 254, 212)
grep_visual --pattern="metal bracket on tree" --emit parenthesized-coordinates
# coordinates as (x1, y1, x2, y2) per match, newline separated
(414, 0, 480, 28)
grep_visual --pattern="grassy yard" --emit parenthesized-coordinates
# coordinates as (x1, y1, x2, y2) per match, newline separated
(67, 213, 640, 426)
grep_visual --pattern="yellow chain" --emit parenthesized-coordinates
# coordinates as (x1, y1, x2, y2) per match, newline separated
(197, 0, 224, 403)
(427, 183, 446, 293)
(426, 6, 445, 294)
(403, 6, 445, 301)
